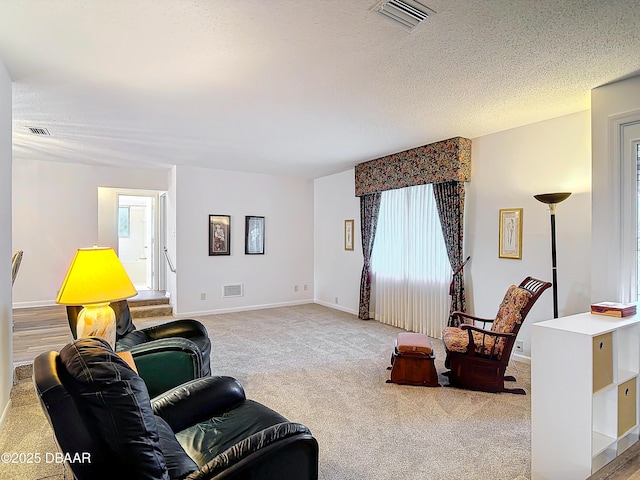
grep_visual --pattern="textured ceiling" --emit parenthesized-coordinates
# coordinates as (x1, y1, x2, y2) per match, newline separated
(1, 0, 639, 179)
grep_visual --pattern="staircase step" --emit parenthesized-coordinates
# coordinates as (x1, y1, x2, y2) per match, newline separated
(14, 363, 33, 383)
(130, 303, 173, 319)
(129, 296, 170, 307)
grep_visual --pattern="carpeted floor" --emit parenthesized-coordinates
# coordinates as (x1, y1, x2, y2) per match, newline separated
(0, 364, 66, 480)
(2, 303, 536, 479)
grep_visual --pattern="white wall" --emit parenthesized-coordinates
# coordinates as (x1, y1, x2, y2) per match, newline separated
(0, 59, 12, 429)
(12, 159, 167, 306)
(467, 110, 592, 358)
(591, 75, 640, 302)
(314, 169, 362, 315)
(172, 166, 314, 315)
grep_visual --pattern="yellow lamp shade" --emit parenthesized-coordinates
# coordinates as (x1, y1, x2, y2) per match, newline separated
(56, 247, 137, 306)
(56, 247, 137, 348)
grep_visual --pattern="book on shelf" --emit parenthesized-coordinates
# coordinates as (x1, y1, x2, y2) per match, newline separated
(590, 302, 637, 317)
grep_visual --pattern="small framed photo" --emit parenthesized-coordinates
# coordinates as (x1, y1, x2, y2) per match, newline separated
(344, 219, 354, 251)
(209, 215, 230, 256)
(499, 208, 523, 259)
(245, 216, 265, 255)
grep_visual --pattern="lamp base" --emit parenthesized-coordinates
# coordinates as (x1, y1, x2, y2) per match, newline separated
(76, 303, 116, 349)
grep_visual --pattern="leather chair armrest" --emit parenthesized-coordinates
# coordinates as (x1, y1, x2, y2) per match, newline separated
(127, 336, 201, 357)
(152, 376, 246, 432)
(116, 330, 150, 350)
(142, 319, 209, 341)
(127, 338, 203, 398)
(184, 423, 318, 480)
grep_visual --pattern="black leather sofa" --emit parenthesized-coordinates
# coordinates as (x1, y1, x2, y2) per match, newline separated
(67, 300, 211, 396)
(33, 337, 319, 480)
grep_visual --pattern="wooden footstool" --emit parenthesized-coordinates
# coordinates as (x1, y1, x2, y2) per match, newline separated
(386, 332, 439, 387)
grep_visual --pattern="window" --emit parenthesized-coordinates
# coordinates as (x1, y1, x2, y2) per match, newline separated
(118, 206, 130, 238)
(622, 121, 640, 302)
(637, 143, 640, 300)
(370, 183, 451, 337)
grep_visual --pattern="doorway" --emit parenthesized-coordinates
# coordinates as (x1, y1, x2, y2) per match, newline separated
(97, 187, 165, 293)
(118, 195, 153, 290)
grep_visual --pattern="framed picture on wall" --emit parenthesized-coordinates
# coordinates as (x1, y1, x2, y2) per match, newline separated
(499, 208, 523, 259)
(245, 216, 265, 255)
(209, 214, 231, 256)
(344, 219, 354, 251)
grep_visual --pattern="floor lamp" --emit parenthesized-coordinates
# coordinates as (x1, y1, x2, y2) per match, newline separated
(534, 192, 571, 318)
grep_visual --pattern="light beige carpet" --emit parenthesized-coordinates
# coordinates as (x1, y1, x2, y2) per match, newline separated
(1, 303, 533, 479)
(201, 304, 531, 480)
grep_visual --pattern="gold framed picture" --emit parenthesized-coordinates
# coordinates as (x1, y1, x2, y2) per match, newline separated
(344, 219, 354, 251)
(499, 208, 522, 259)
(209, 214, 231, 256)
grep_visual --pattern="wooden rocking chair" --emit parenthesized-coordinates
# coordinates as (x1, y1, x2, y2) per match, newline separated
(442, 277, 551, 394)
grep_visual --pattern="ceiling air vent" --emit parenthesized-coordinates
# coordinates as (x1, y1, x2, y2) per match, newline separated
(374, 0, 435, 31)
(27, 126, 50, 136)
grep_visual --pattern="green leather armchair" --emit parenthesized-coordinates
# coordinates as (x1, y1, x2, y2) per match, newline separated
(66, 300, 211, 397)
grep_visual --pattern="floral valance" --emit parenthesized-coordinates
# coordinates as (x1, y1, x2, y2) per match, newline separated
(354, 136, 471, 197)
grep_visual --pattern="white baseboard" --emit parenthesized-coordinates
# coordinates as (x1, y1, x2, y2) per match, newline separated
(12, 300, 57, 309)
(313, 300, 358, 316)
(511, 352, 531, 364)
(12, 298, 356, 318)
(177, 299, 315, 317)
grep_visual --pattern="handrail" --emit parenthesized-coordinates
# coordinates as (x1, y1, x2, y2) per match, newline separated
(163, 246, 176, 273)
(449, 256, 470, 296)
(12, 249, 23, 286)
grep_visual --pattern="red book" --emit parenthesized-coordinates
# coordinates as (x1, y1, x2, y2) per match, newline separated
(590, 302, 637, 317)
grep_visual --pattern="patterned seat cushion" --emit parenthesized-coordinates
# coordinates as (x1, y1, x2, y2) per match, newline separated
(442, 327, 497, 355)
(443, 285, 532, 358)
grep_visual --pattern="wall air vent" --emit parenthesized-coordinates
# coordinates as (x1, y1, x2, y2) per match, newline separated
(223, 283, 244, 298)
(27, 126, 50, 136)
(374, 0, 435, 32)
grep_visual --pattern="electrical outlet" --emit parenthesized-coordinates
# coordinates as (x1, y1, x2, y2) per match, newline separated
(303, 284, 308, 291)
(200, 293, 206, 300)
(294, 285, 299, 292)
(515, 340, 524, 352)
(335, 297, 339, 304)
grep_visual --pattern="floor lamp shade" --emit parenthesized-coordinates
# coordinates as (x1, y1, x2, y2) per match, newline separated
(56, 247, 137, 347)
(534, 192, 571, 318)
(533, 192, 571, 213)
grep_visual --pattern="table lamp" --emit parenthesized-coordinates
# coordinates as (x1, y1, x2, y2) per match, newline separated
(534, 192, 571, 318)
(56, 246, 137, 348)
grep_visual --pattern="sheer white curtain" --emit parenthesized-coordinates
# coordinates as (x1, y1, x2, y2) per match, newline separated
(370, 184, 451, 338)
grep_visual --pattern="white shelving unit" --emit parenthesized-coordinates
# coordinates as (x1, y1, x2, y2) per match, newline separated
(531, 312, 640, 479)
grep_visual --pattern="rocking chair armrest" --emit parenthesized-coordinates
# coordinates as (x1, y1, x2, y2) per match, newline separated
(460, 325, 516, 356)
(452, 311, 494, 328)
(459, 325, 516, 338)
